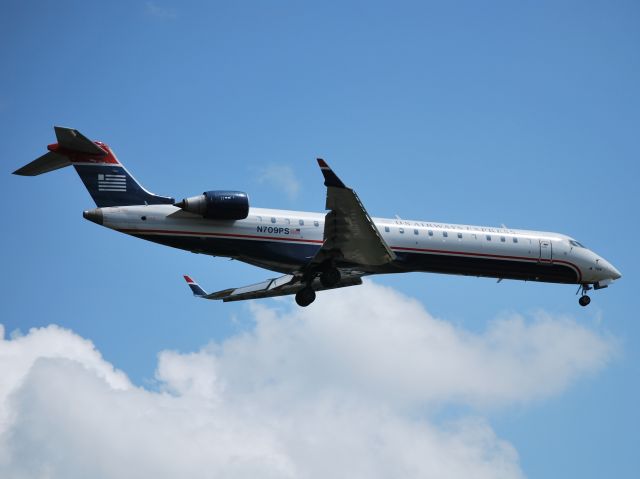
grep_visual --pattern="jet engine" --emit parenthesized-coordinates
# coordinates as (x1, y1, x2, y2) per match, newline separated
(174, 191, 249, 220)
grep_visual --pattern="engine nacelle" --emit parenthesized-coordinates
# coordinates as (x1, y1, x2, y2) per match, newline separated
(175, 190, 249, 220)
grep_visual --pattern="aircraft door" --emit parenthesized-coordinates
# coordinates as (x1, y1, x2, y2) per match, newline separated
(539, 239, 552, 263)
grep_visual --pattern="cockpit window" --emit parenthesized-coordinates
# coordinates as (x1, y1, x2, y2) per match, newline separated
(569, 240, 586, 248)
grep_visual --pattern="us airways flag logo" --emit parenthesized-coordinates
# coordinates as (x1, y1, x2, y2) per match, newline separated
(97, 173, 126, 192)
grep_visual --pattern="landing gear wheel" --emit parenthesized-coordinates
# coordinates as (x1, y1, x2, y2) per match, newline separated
(295, 287, 316, 307)
(320, 268, 341, 288)
(579, 295, 591, 307)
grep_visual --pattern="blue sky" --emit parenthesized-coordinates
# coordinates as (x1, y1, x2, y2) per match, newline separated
(1, 1, 638, 477)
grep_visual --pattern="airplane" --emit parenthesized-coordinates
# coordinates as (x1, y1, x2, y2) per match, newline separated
(13, 126, 621, 307)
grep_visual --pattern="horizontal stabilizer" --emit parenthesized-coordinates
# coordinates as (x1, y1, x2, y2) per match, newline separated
(54, 126, 107, 156)
(13, 126, 175, 207)
(13, 126, 106, 176)
(13, 151, 71, 176)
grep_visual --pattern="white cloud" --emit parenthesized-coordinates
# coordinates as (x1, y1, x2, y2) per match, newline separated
(216, 284, 615, 408)
(256, 164, 301, 200)
(0, 282, 616, 478)
(0, 325, 130, 431)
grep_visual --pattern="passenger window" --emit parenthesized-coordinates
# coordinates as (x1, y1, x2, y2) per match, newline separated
(457, 233, 462, 239)
(500, 236, 505, 242)
(257, 216, 262, 222)
(384, 226, 390, 233)
(299, 219, 304, 226)
(271, 217, 276, 223)
(428, 230, 433, 236)
(285, 218, 291, 225)
(513, 237, 518, 243)
(314, 220, 319, 227)
(414, 229, 419, 235)
(443, 231, 448, 238)
(486, 235, 492, 241)
(399, 228, 405, 234)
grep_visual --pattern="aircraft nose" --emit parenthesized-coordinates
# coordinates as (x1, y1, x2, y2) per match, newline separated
(609, 264, 622, 280)
(83, 208, 103, 225)
(601, 259, 622, 280)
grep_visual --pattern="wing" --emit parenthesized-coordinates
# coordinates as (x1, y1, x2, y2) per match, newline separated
(312, 159, 395, 267)
(184, 272, 363, 302)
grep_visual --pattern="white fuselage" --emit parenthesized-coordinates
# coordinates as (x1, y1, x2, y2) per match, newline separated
(93, 205, 621, 286)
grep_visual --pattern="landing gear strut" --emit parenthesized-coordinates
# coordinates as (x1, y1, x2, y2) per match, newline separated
(319, 267, 341, 288)
(577, 284, 592, 307)
(295, 287, 316, 307)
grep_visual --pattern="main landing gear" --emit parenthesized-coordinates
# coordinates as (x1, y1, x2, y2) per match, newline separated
(295, 266, 341, 307)
(295, 287, 316, 307)
(577, 284, 592, 307)
(320, 267, 341, 288)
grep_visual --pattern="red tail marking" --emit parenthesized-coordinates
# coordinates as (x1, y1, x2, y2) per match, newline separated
(46, 142, 120, 165)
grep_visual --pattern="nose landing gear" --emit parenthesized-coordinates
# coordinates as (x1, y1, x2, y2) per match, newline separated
(577, 284, 592, 307)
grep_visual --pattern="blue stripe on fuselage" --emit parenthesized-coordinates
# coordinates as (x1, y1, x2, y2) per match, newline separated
(131, 233, 321, 273)
(127, 231, 579, 283)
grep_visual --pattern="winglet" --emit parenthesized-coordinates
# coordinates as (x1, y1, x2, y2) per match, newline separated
(317, 158, 346, 188)
(183, 275, 208, 297)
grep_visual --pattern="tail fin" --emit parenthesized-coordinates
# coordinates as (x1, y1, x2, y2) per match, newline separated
(13, 126, 174, 207)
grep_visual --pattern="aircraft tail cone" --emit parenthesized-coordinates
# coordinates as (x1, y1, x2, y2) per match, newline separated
(83, 209, 103, 225)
